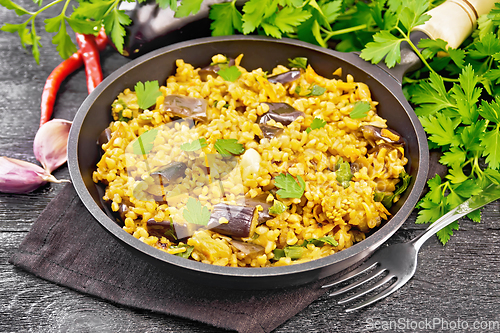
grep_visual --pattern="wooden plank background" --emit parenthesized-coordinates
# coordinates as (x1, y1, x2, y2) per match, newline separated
(1, 1, 499, 331)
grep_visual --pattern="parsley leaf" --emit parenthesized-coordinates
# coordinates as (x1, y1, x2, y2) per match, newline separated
(306, 117, 326, 133)
(350, 101, 370, 119)
(360, 31, 403, 68)
(135, 81, 162, 110)
(175, 0, 203, 17)
(214, 139, 244, 156)
(269, 199, 287, 215)
(180, 138, 208, 152)
(419, 114, 461, 147)
(480, 128, 500, 169)
(288, 57, 307, 70)
(399, 1, 430, 32)
(44, 15, 77, 60)
(183, 197, 211, 226)
(274, 173, 305, 198)
(102, 6, 131, 55)
(271, 6, 311, 37)
(217, 65, 242, 82)
(132, 128, 158, 155)
(209, 0, 242, 36)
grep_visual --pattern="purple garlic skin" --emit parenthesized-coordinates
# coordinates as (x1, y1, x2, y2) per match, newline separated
(33, 119, 72, 173)
(0, 157, 64, 194)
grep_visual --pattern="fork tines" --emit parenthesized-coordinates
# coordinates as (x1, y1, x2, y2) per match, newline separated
(322, 259, 399, 312)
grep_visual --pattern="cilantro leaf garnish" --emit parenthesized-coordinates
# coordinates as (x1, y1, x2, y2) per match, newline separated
(132, 129, 158, 155)
(274, 173, 305, 199)
(183, 197, 211, 226)
(288, 57, 308, 70)
(135, 81, 162, 110)
(180, 138, 208, 152)
(306, 117, 326, 133)
(269, 199, 287, 215)
(214, 139, 244, 156)
(349, 101, 370, 119)
(217, 65, 242, 82)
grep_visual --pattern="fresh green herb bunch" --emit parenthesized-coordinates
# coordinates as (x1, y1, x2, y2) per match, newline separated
(0, 0, 443, 63)
(364, 1, 500, 245)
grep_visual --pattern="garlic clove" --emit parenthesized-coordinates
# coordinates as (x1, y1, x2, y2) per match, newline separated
(33, 119, 72, 173)
(0, 156, 67, 194)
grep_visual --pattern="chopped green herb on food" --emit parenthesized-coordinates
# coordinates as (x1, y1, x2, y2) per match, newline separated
(217, 65, 242, 82)
(381, 171, 412, 209)
(335, 157, 352, 188)
(135, 80, 162, 110)
(183, 197, 211, 226)
(310, 84, 326, 96)
(269, 199, 287, 215)
(306, 117, 327, 133)
(214, 138, 244, 156)
(302, 236, 339, 247)
(117, 111, 132, 122)
(274, 173, 305, 199)
(171, 244, 194, 259)
(180, 138, 208, 152)
(288, 57, 308, 70)
(349, 101, 371, 119)
(295, 84, 326, 97)
(273, 236, 338, 260)
(132, 128, 158, 155)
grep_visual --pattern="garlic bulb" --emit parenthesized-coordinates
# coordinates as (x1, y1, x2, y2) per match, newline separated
(0, 157, 66, 194)
(33, 119, 72, 173)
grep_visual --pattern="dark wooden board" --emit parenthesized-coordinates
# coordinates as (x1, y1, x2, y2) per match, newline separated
(1, 1, 500, 332)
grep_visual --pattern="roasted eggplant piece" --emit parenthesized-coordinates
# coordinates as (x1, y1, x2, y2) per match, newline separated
(244, 194, 274, 225)
(230, 240, 265, 256)
(151, 161, 188, 183)
(361, 125, 405, 147)
(267, 70, 301, 84)
(208, 203, 259, 238)
(259, 123, 284, 139)
(259, 103, 305, 126)
(164, 95, 208, 122)
(97, 127, 112, 149)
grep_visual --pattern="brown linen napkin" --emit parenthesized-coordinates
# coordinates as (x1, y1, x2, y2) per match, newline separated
(9, 184, 332, 333)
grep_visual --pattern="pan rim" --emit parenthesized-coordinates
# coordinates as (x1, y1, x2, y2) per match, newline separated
(68, 35, 429, 281)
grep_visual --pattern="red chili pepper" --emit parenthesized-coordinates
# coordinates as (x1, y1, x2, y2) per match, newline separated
(76, 33, 103, 94)
(39, 29, 108, 127)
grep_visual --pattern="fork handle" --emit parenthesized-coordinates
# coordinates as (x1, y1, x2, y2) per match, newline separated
(411, 183, 500, 250)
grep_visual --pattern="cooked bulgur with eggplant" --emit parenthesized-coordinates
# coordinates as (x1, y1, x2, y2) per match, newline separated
(93, 54, 410, 267)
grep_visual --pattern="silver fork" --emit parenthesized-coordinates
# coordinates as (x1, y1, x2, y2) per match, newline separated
(322, 183, 500, 312)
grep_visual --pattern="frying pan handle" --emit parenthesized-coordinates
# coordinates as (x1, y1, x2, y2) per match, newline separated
(412, 0, 497, 49)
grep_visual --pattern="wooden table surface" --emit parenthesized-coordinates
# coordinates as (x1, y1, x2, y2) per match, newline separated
(1, 2, 500, 332)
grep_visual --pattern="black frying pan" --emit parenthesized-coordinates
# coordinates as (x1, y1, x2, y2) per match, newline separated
(68, 34, 428, 289)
